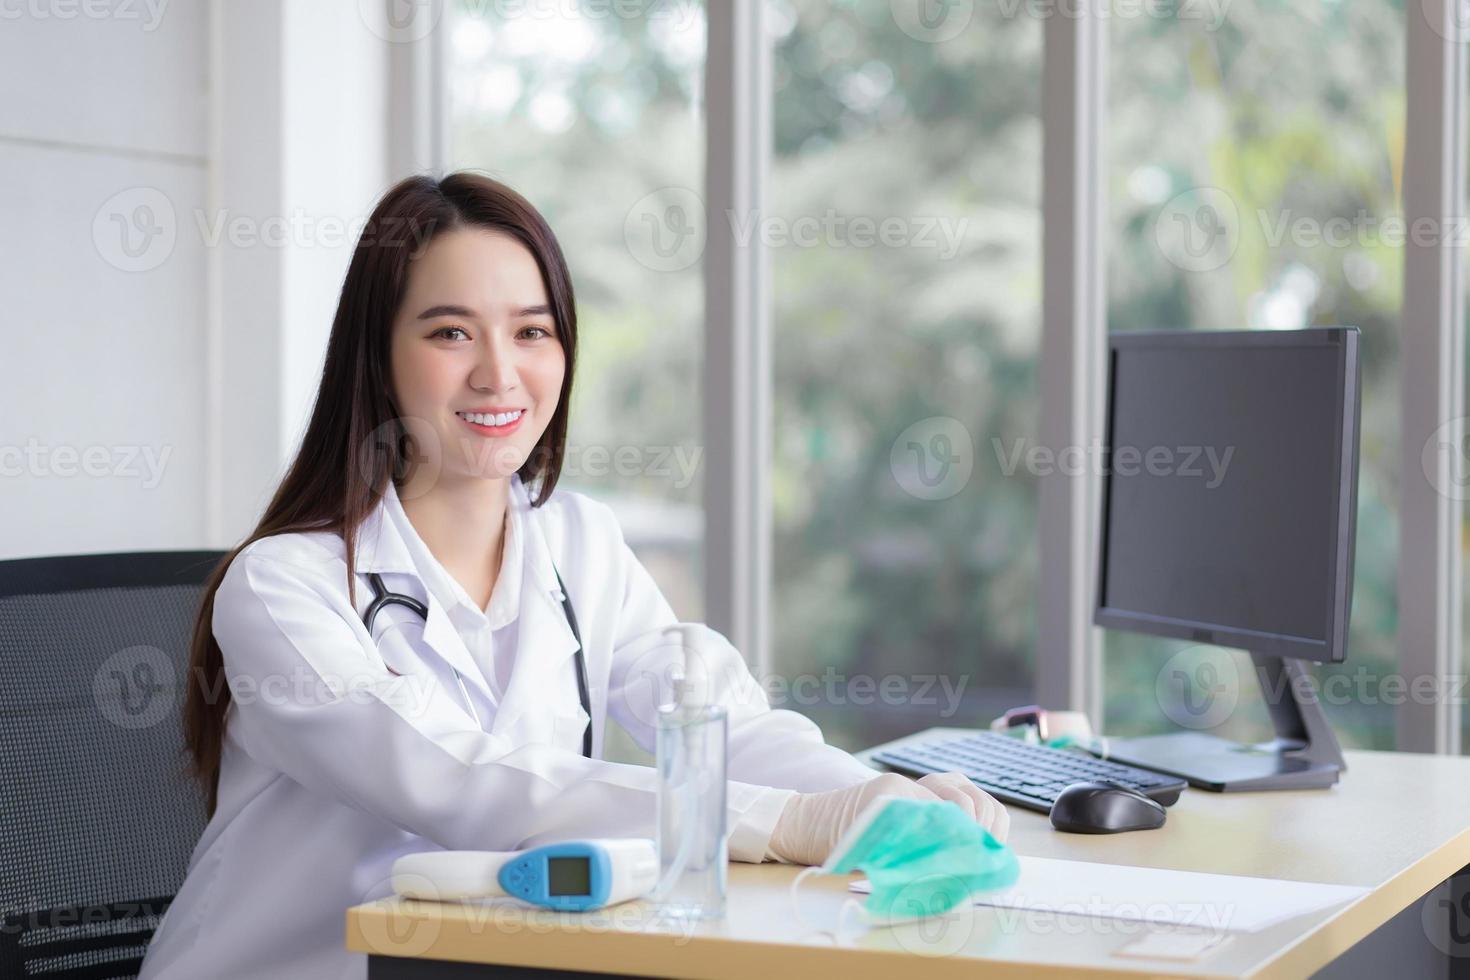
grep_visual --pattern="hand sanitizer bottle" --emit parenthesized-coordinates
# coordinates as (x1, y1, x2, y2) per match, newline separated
(653, 625, 728, 919)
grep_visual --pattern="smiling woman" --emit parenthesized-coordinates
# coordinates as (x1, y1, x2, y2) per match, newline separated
(136, 172, 1008, 980)
(178, 171, 580, 810)
(387, 226, 572, 608)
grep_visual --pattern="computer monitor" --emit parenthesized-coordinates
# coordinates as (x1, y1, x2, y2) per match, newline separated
(1093, 327, 1361, 791)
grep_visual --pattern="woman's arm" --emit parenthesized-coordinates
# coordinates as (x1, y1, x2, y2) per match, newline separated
(589, 499, 1008, 865)
(602, 537, 882, 797)
(212, 549, 791, 861)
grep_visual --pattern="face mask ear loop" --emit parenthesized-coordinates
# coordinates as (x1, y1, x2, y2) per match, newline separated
(790, 866, 875, 945)
(788, 866, 828, 940)
(834, 897, 867, 944)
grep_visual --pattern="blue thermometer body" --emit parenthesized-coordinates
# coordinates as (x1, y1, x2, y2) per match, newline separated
(392, 838, 659, 912)
(500, 841, 612, 912)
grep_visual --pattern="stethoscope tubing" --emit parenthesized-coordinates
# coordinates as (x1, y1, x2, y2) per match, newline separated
(362, 569, 592, 758)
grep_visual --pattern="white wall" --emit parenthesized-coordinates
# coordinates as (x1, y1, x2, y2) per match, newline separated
(0, 0, 209, 559)
(212, 0, 398, 544)
(280, 1, 394, 456)
(1, 0, 404, 559)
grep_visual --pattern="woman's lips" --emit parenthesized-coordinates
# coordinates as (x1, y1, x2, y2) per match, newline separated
(457, 412, 524, 436)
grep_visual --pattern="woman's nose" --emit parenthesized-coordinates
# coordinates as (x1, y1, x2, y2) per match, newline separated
(469, 336, 519, 391)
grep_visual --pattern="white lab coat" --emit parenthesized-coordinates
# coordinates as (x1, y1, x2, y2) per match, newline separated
(138, 474, 880, 980)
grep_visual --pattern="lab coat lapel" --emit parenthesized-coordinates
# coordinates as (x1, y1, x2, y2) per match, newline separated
(419, 591, 499, 710)
(489, 481, 585, 744)
(355, 485, 499, 711)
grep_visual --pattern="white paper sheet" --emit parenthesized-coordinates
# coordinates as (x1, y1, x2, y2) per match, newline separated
(1113, 928, 1234, 961)
(848, 856, 1367, 933)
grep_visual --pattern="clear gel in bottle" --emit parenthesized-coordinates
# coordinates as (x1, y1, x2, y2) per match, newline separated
(653, 625, 728, 919)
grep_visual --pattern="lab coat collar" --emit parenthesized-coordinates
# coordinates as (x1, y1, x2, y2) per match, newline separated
(491, 476, 586, 738)
(379, 480, 523, 632)
(353, 475, 583, 736)
(355, 480, 492, 710)
(355, 476, 521, 576)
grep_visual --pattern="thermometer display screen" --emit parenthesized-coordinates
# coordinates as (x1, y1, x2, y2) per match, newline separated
(546, 856, 591, 896)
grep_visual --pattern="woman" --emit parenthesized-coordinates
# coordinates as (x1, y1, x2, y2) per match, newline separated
(139, 172, 1008, 979)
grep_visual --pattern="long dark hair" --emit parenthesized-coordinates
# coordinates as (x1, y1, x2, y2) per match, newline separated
(184, 172, 579, 814)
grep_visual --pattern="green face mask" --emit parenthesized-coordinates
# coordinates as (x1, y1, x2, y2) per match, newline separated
(794, 795, 1020, 929)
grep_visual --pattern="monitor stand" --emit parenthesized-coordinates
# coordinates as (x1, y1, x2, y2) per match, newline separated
(1100, 653, 1346, 792)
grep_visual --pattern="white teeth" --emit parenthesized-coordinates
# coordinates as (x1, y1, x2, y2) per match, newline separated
(458, 410, 522, 427)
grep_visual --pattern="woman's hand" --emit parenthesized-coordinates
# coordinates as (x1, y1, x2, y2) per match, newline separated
(914, 771, 1010, 843)
(765, 770, 1010, 866)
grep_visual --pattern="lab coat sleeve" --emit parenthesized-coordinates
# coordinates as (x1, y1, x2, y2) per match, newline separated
(212, 550, 715, 859)
(602, 536, 881, 863)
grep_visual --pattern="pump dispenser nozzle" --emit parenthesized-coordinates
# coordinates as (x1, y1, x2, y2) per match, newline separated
(661, 624, 705, 711)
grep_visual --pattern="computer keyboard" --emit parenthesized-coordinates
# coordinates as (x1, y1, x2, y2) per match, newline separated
(872, 731, 1188, 814)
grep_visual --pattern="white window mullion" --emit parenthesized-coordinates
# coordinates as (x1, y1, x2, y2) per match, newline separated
(388, 3, 448, 177)
(703, 5, 772, 677)
(1399, 0, 1467, 754)
(1038, 1, 1107, 725)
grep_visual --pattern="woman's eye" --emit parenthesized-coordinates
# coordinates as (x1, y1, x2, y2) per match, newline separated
(520, 326, 553, 340)
(433, 326, 469, 341)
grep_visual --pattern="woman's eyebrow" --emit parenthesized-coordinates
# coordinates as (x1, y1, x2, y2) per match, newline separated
(416, 303, 477, 321)
(415, 303, 551, 320)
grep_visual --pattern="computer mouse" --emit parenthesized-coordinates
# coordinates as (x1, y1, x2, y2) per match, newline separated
(1049, 781, 1167, 834)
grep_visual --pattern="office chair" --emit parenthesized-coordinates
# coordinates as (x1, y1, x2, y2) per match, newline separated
(0, 551, 224, 979)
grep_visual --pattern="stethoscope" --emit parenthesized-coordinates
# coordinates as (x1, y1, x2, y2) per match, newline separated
(361, 567, 592, 758)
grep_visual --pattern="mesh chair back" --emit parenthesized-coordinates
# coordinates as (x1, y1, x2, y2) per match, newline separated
(0, 551, 223, 979)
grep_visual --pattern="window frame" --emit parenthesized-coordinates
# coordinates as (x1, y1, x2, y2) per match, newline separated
(703, 3, 774, 680)
(1399, 0, 1467, 753)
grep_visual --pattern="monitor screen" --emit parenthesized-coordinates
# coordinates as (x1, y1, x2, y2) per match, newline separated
(1096, 330, 1358, 660)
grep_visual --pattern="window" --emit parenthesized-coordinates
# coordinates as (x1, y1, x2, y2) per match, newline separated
(445, 1, 1467, 758)
(768, 0, 1042, 750)
(449, 3, 708, 620)
(1106, 1, 1404, 748)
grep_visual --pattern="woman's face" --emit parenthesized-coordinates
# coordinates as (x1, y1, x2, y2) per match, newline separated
(389, 227, 566, 488)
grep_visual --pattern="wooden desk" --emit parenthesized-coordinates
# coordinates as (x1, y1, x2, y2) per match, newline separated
(346, 727, 1470, 978)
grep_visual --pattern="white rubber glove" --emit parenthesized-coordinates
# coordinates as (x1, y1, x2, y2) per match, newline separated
(765, 771, 1010, 866)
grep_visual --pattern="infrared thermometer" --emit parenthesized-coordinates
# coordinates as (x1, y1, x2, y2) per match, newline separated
(391, 838, 659, 912)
